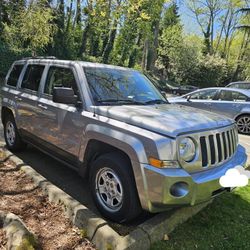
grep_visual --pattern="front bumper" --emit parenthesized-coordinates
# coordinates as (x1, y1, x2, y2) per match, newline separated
(140, 145, 248, 213)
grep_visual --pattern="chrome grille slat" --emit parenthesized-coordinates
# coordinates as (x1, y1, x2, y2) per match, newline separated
(224, 132, 229, 160)
(205, 136, 211, 167)
(227, 130, 233, 156)
(213, 135, 219, 165)
(219, 133, 225, 161)
(230, 130, 235, 153)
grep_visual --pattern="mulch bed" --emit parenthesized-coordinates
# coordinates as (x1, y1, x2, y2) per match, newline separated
(0, 152, 96, 250)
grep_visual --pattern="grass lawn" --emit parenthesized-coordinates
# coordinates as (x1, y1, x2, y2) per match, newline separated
(151, 185, 250, 250)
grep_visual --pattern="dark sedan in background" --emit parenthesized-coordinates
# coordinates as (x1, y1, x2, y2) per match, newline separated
(226, 81, 250, 90)
(168, 87, 250, 135)
(167, 84, 199, 95)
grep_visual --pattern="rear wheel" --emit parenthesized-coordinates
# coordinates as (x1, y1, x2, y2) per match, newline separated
(236, 115, 250, 135)
(3, 114, 26, 151)
(89, 152, 142, 223)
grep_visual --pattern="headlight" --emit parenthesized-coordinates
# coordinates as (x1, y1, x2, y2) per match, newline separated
(179, 137, 196, 162)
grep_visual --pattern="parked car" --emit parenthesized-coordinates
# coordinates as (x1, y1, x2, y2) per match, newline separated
(171, 84, 199, 95)
(1, 59, 247, 223)
(226, 81, 250, 90)
(168, 87, 250, 135)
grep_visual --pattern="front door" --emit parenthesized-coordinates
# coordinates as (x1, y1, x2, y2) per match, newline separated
(184, 89, 219, 112)
(36, 65, 85, 165)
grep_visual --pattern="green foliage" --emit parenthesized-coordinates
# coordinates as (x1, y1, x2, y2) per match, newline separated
(0, 41, 31, 78)
(17, 233, 38, 250)
(196, 54, 230, 87)
(3, 1, 56, 53)
(0, 0, 249, 85)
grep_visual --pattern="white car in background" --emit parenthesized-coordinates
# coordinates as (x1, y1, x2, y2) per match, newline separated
(169, 87, 250, 135)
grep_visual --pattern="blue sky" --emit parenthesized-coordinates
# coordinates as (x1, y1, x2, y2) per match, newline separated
(179, 2, 202, 35)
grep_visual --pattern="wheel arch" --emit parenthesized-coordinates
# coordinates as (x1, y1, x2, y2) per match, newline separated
(234, 112, 250, 121)
(1, 106, 15, 125)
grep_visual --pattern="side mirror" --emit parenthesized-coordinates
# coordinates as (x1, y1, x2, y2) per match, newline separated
(187, 95, 192, 102)
(161, 91, 167, 98)
(53, 87, 77, 105)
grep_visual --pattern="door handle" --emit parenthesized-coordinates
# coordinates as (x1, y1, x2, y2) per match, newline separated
(38, 104, 48, 110)
(14, 96, 22, 101)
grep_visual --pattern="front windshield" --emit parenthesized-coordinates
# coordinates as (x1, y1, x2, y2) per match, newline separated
(83, 66, 166, 105)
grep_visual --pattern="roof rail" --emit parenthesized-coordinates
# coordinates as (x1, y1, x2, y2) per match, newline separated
(21, 56, 57, 60)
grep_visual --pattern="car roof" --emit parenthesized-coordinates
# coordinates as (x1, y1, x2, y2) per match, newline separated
(228, 81, 250, 85)
(14, 58, 136, 72)
(184, 87, 250, 97)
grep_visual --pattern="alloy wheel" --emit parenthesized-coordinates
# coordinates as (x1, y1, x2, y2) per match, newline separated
(237, 116, 250, 134)
(6, 121, 16, 146)
(95, 167, 123, 212)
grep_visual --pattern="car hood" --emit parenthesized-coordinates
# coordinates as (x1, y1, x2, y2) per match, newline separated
(94, 104, 233, 138)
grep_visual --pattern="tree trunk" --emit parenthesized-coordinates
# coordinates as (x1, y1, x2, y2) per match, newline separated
(74, 0, 81, 27)
(66, 0, 73, 32)
(148, 20, 160, 71)
(141, 39, 149, 71)
(233, 30, 250, 80)
(102, 19, 118, 63)
(128, 33, 142, 68)
(78, 22, 91, 57)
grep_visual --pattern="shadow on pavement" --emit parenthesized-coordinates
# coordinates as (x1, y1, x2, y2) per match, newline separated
(14, 144, 153, 235)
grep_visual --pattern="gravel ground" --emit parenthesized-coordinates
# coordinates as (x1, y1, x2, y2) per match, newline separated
(0, 152, 96, 250)
(0, 228, 7, 250)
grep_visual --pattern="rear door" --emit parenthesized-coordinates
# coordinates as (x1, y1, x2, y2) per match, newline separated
(210, 90, 249, 119)
(2, 63, 25, 116)
(17, 64, 46, 135)
(36, 65, 85, 165)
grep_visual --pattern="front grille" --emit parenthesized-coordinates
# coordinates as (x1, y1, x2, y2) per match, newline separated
(199, 127, 238, 168)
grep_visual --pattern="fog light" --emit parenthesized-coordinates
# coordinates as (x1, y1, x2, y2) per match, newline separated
(170, 182, 189, 198)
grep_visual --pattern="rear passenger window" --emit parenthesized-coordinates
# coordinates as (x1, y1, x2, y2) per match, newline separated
(44, 66, 78, 96)
(231, 91, 248, 102)
(21, 65, 45, 91)
(7, 64, 24, 87)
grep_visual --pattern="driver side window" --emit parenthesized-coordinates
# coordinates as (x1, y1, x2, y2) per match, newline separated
(44, 66, 79, 97)
(190, 89, 218, 100)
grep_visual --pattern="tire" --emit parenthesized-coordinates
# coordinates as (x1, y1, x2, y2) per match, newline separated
(3, 114, 26, 151)
(89, 152, 142, 223)
(236, 115, 250, 135)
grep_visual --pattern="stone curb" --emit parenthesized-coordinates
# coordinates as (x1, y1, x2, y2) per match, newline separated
(0, 211, 38, 250)
(1, 146, 212, 250)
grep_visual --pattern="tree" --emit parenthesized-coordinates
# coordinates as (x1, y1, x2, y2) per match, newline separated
(3, 0, 56, 54)
(188, 0, 223, 54)
(232, 7, 250, 80)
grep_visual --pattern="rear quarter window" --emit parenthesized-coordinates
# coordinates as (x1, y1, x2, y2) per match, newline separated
(21, 64, 45, 92)
(6, 64, 24, 87)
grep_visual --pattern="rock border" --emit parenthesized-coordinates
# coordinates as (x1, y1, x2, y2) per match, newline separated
(0, 146, 212, 250)
(0, 210, 38, 250)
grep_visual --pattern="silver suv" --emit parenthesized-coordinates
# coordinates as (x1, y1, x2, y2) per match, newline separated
(1, 58, 247, 223)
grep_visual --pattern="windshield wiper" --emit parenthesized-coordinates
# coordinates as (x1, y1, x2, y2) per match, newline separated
(144, 99, 168, 105)
(97, 99, 145, 105)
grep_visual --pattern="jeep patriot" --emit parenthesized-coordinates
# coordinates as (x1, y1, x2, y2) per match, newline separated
(1, 58, 247, 222)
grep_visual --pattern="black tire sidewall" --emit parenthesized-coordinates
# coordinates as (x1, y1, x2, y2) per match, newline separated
(89, 153, 141, 223)
(3, 115, 23, 151)
(236, 115, 250, 135)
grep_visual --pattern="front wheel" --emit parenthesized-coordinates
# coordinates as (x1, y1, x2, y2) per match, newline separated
(89, 152, 142, 223)
(236, 115, 250, 135)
